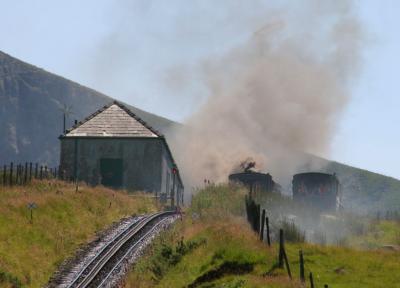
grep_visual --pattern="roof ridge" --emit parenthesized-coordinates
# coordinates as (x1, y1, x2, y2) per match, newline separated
(64, 101, 163, 137)
(112, 101, 163, 137)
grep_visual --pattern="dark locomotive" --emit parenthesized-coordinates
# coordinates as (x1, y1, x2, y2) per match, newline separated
(229, 171, 276, 193)
(292, 172, 341, 211)
(229, 161, 278, 194)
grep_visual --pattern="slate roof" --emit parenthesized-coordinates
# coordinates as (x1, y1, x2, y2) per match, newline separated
(64, 101, 161, 138)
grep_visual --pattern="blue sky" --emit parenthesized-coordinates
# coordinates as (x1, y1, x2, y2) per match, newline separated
(0, 0, 399, 179)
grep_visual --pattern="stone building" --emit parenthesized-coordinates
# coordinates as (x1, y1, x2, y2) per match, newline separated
(59, 101, 183, 205)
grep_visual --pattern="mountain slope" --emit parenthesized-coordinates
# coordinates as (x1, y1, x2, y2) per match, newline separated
(299, 155, 400, 213)
(0, 50, 177, 166)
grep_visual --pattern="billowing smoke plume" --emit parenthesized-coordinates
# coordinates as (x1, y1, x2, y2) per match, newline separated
(170, 1, 364, 191)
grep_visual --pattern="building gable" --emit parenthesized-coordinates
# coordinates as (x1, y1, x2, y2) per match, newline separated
(64, 102, 160, 138)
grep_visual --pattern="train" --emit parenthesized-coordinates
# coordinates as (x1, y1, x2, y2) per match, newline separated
(229, 168, 341, 211)
(292, 172, 341, 211)
(229, 171, 278, 195)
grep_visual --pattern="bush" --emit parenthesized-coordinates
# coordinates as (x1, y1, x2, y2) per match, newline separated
(148, 236, 207, 281)
(280, 219, 305, 243)
(0, 270, 22, 288)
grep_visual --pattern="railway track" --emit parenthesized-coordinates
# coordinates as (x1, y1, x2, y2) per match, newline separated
(65, 211, 176, 288)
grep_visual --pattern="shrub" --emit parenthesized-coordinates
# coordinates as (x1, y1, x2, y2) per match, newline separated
(280, 219, 305, 243)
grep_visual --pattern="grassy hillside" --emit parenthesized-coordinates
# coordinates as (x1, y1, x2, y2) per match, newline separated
(325, 161, 400, 212)
(125, 185, 400, 287)
(295, 154, 400, 213)
(0, 180, 157, 287)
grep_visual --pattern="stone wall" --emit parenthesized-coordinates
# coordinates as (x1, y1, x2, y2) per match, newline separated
(60, 138, 163, 193)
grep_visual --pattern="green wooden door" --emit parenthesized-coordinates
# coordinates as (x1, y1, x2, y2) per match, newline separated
(100, 158, 123, 188)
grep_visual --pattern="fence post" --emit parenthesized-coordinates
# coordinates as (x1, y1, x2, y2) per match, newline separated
(256, 204, 261, 234)
(19, 164, 23, 185)
(20, 164, 23, 185)
(283, 247, 292, 279)
(260, 209, 266, 241)
(35, 163, 38, 179)
(299, 250, 305, 282)
(40, 166, 43, 180)
(3, 165, 6, 186)
(279, 229, 284, 268)
(29, 163, 32, 181)
(9, 162, 13, 186)
(266, 217, 271, 246)
(19, 164, 22, 185)
(278, 229, 292, 278)
(24, 162, 28, 184)
(309, 272, 315, 288)
(15, 164, 19, 185)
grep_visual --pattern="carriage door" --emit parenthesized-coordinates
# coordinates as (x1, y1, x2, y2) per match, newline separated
(100, 158, 123, 188)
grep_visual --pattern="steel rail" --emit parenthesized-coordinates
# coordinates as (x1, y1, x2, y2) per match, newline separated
(98, 215, 172, 287)
(71, 211, 174, 288)
(66, 215, 147, 287)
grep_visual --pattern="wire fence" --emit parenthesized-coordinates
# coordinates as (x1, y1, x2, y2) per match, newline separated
(0, 162, 59, 186)
(245, 194, 330, 287)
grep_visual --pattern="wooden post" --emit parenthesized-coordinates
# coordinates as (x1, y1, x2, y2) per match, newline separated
(279, 229, 284, 268)
(15, 164, 19, 185)
(29, 162, 32, 181)
(299, 250, 305, 282)
(35, 163, 38, 179)
(9, 162, 13, 186)
(257, 204, 261, 234)
(24, 162, 28, 184)
(260, 209, 266, 241)
(278, 229, 292, 278)
(3, 165, 6, 186)
(266, 217, 271, 246)
(19, 164, 22, 185)
(309, 272, 315, 288)
(16, 164, 19, 185)
(20, 164, 23, 185)
(40, 166, 43, 180)
(283, 246, 292, 279)
(16, 164, 19, 184)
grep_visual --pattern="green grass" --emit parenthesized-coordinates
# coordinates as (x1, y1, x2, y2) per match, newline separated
(125, 184, 400, 288)
(346, 220, 400, 249)
(284, 243, 400, 288)
(0, 180, 157, 287)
